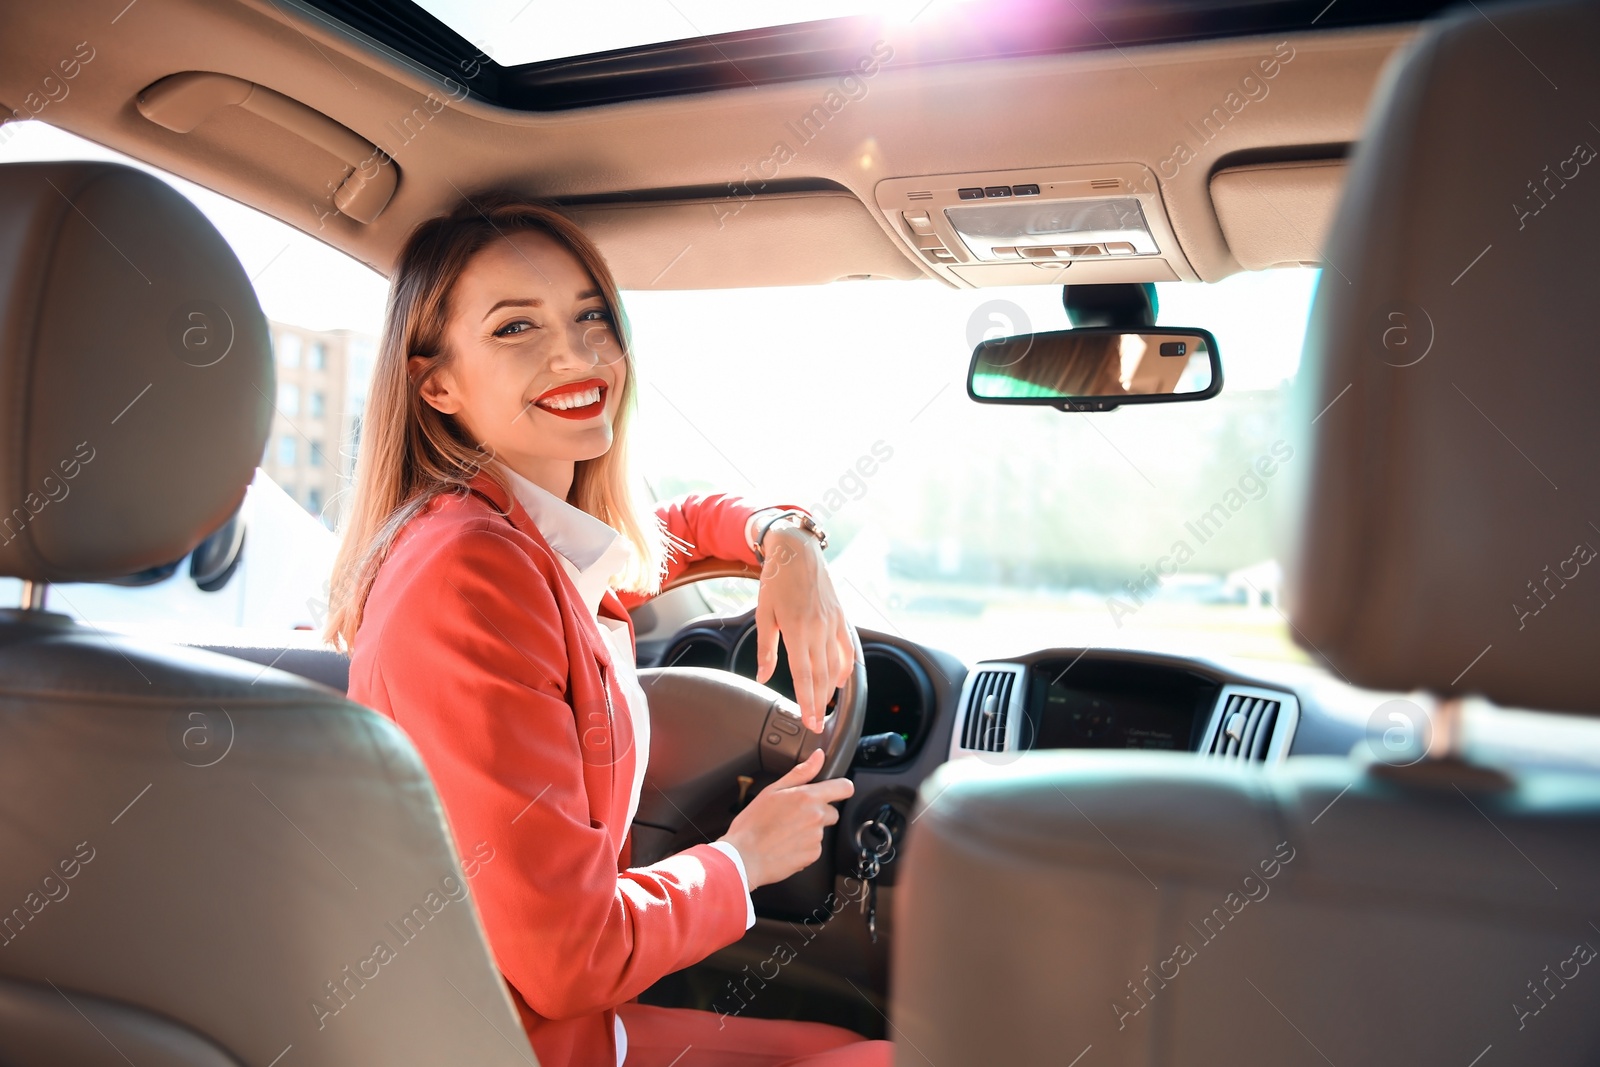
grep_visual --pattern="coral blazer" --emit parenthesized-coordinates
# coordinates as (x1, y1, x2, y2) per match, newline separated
(346, 470, 785, 1066)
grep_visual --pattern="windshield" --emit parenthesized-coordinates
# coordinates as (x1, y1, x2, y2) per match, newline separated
(626, 270, 1318, 665)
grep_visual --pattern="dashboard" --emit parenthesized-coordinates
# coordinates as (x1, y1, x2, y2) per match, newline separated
(640, 610, 1330, 777)
(630, 597, 1408, 922)
(630, 592, 1600, 963)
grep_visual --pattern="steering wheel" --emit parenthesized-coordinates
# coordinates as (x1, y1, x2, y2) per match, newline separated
(629, 561, 868, 853)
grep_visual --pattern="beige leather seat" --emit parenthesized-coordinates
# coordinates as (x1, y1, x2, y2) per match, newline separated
(0, 163, 535, 1065)
(892, 2, 1600, 1064)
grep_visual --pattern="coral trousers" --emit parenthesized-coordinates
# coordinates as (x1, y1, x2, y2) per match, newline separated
(615, 1003, 893, 1066)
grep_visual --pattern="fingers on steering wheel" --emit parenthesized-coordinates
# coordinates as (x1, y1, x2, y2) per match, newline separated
(818, 645, 835, 727)
(754, 598, 778, 684)
(821, 621, 843, 697)
(833, 617, 854, 689)
(793, 657, 819, 729)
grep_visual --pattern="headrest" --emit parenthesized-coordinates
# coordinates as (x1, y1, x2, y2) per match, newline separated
(1286, 0, 1600, 715)
(0, 162, 271, 583)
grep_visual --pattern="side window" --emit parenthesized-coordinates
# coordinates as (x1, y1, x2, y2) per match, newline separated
(0, 121, 388, 635)
(277, 332, 302, 368)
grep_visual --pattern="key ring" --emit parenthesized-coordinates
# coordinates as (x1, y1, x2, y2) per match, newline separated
(854, 819, 894, 858)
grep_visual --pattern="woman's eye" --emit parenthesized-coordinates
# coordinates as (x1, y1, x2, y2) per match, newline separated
(494, 320, 533, 337)
(578, 308, 612, 324)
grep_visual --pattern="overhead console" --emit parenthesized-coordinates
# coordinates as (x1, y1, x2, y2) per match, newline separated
(875, 164, 1195, 287)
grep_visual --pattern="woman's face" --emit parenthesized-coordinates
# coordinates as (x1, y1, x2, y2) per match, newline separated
(413, 229, 624, 479)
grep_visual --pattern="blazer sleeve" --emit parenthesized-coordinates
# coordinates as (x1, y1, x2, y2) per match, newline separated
(615, 492, 813, 611)
(374, 524, 749, 1020)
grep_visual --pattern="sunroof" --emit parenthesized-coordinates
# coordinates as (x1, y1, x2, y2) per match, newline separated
(412, 0, 973, 67)
(302, 0, 1461, 111)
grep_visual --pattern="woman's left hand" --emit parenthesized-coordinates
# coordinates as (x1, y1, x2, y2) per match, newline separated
(754, 526, 855, 733)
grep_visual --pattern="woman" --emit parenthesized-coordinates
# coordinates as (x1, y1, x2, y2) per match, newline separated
(325, 193, 892, 1067)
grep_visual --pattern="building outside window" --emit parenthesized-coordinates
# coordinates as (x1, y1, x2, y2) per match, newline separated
(255, 325, 376, 529)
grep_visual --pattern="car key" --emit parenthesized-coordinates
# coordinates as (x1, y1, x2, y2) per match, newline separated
(854, 816, 894, 943)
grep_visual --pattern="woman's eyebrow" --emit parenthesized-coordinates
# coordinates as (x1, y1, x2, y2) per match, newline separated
(480, 289, 602, 320)
(482, 297, 542, 320)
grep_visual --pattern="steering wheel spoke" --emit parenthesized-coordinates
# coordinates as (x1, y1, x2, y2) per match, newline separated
(636, 626, 867, 841)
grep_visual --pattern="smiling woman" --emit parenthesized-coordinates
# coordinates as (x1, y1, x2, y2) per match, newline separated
(324, 192, 886, 1067)
(321, 195, 660, 607)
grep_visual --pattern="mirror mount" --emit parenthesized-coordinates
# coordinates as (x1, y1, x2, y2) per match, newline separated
(1063, 282, 1159, 329)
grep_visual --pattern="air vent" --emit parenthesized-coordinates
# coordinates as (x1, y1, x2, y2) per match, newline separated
(953, 665, 1024, 755)
(1089, 178, 1121, 189)
(906, 190, 933, 200)
(1201, 685, 1299, 764)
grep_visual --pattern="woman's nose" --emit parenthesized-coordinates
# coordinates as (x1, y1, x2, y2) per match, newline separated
(551, 324, 601, 369)
(563, 321, 622, 368)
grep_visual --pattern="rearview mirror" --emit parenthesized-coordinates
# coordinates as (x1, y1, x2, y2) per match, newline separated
(968, 326, 1222, 411)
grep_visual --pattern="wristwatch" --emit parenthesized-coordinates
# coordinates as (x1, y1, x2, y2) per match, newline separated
(751, 509, 828, 564)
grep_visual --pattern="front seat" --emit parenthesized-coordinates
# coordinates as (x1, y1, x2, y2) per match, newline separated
(0, 162, 535, 1065)
(891, 2, 1600, 1065)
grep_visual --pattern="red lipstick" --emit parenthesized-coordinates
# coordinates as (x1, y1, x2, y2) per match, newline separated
(530, 377, 607, 421)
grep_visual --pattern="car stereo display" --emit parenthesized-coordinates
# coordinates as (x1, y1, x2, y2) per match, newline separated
(1035, 684, 1187, 749)
(1025, 659, 1218, 751)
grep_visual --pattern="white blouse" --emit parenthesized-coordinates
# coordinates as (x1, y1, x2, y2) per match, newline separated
(494, 464, 755, 1066)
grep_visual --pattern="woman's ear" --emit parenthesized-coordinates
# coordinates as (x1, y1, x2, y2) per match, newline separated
(409, 354, 460, 414)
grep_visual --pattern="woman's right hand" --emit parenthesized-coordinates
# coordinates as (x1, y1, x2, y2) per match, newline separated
(719, 749, 855, 889)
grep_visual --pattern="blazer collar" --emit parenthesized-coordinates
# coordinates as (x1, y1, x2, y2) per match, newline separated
(464, 468, 636, 633)
(494, 463, 629, 617)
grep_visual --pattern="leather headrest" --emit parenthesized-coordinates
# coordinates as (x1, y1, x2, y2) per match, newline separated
(0, 162, 271, 582)
(1287, 0, 1600, 715)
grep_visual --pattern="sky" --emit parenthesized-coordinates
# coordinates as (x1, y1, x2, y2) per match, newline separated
(412, 0, 988, 67)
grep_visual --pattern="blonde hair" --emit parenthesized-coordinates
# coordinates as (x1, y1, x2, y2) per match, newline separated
(324, 193, 661, 652)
